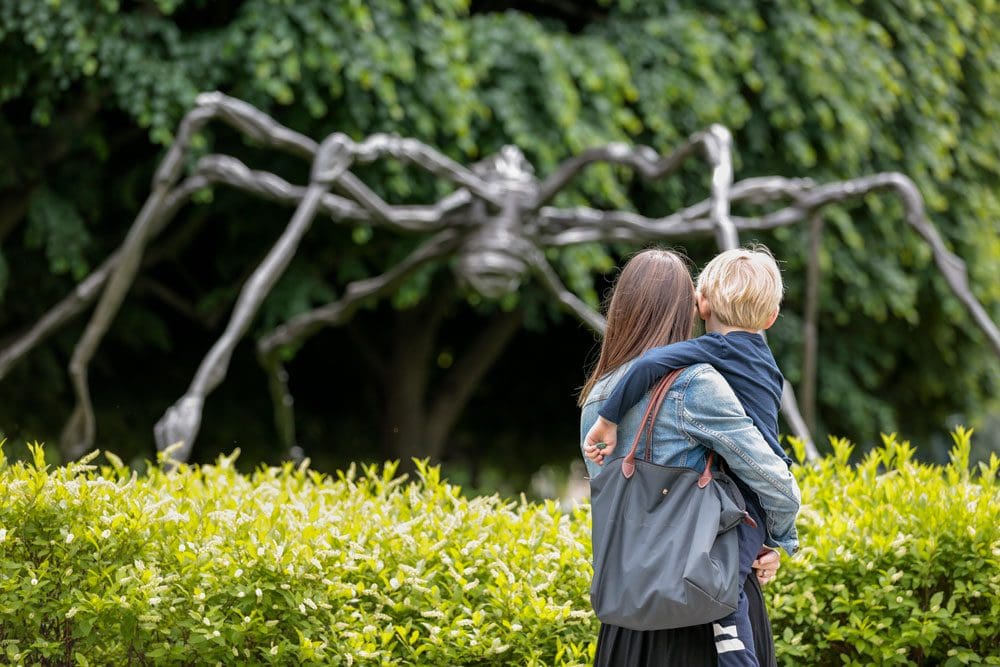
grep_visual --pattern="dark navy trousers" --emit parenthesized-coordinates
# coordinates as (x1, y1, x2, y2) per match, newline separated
(713, 496, 768, 667)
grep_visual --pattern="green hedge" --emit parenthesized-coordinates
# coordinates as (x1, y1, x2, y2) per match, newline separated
(0, 429, 997, 665)
(773, 428, 1000, 666)
(0, 449, 594, 665)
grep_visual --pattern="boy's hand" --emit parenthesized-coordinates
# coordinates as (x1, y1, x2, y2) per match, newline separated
(583, 417, 618, 466)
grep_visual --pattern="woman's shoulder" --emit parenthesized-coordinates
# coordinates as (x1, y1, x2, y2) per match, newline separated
(582, 358, 638, 406)
(672, 364, 740, 403)
(582, 362, 730, 406)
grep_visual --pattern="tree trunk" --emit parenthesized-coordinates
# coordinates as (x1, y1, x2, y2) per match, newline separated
(378, 296, 523, 469)
(380, 298, 444, 466)
(802, 213, 823, 434)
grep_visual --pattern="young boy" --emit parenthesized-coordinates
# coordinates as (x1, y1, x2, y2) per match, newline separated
(585, 245, 797, 667)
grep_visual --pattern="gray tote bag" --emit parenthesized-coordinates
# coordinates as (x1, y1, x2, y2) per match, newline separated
(589, 369, 749, 631)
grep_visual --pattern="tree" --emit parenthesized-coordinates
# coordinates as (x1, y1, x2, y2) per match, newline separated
(0, 0, 997, 468)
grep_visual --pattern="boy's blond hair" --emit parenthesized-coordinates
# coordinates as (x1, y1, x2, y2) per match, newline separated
(696, 245, 783, 331)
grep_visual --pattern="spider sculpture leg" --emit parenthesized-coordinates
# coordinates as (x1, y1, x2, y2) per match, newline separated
(59, 93, 320, 458)
(153, 134, 354, 461)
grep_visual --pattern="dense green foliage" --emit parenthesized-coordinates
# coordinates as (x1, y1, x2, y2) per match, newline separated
(0, 0, 997, 465)
(1, 429, 998, 665)
(0, 447, 595, 665)
(775, 428, 1000, 665)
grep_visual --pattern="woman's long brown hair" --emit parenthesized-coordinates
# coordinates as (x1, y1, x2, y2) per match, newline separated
(578, 249, 697, 406)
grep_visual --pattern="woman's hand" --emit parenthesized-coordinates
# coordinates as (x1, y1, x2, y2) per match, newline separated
(583, 417, 618, 465)
(752, 548, 781, 586)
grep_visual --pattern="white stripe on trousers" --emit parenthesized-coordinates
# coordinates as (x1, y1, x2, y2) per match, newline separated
(716, 638, 747, 654)
(713, 623, 737, 637)
(713, 623, 746, 653)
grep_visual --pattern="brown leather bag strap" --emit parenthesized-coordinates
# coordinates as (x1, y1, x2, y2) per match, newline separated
(641, 372, 675, 463)
(622, 368, 684, 479)
(698, 451, 715, 488)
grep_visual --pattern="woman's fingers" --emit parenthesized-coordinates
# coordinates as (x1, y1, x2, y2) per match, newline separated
(582, 443, 605, 465)
(752, 548, 780, 585)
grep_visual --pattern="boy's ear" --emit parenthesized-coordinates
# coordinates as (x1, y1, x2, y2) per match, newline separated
(696, 293, 712, 321)
(763, 308, 780, 330)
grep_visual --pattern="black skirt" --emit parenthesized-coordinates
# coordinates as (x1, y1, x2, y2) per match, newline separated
(592, 574, 777, 667)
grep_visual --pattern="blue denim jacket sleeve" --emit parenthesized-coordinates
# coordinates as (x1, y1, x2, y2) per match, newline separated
(679, 365, 801, 555)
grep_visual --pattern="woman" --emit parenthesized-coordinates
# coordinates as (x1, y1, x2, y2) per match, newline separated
(579, 249, 784, 666)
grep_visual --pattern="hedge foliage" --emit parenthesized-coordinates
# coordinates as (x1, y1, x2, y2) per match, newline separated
(774, 428, 1000, 666)
(0, 447, 595, 665)
(1, 428, 998, 665)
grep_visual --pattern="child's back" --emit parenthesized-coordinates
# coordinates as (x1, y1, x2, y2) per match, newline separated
(598, 330, 789, 466)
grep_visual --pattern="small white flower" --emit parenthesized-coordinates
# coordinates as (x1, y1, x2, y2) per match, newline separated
(203, 616, 211, 626)
(178, 543, 186, 552)
(255, 588, 263, 598)
(269, 646, 278, 656)
(234, 568, 243, 578)
(0, 528, 8, 542)
(212, 630, 220, 637)
(30, 578, 38, 586)
(101, 529, 111, 539)
(237, 591, 245, 598)
(149, 597, 161, 606)
(65, 533, 75, 544)
(244, 616, 251, 623)
(65, 607, 79, 618)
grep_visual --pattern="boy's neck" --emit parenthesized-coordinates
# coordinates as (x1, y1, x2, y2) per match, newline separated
(705, 320, 759, 336)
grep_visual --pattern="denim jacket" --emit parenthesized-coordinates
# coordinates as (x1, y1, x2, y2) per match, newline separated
(581, 362, 800, 555)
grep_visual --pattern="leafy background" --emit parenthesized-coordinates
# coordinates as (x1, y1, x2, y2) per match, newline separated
(0, 0, 998, 486)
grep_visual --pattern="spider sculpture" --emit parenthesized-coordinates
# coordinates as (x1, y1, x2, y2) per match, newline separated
(1, 92, 997, 463)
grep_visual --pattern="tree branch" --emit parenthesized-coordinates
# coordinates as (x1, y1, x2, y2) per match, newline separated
(257, 231, 461, 354)
(134, 277, 210, 329)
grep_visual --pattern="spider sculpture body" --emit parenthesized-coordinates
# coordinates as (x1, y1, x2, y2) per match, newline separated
(1, 92, 997, 463)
